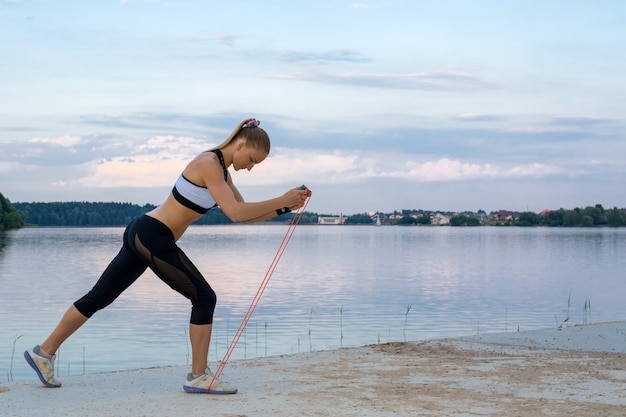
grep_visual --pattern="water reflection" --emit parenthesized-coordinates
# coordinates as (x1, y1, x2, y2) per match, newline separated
(0, 230, 13, 254)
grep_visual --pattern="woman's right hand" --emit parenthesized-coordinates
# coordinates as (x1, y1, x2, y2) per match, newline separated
(284, 186, 311, 211)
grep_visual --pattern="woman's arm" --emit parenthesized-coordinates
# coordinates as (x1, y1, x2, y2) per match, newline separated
(241, 211, 281, 224)
(242, 189, 310, 224)
(227, 173, 245, 203)
(201, 156, 307, 223)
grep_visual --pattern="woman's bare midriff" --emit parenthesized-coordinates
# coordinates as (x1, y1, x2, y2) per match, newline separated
(146, 194, 205, 241)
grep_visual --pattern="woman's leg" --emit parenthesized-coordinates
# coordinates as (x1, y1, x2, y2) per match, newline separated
(38, 241, 147, 355)
(128, 218, 217, 372)
(144, 247, 217, 376)
(189, 323, 212, 375)
(40, 305, 88, 356)
(155, 250, 216, 376)
(186, 320, 236, 394)
(26, 222, 147, 387)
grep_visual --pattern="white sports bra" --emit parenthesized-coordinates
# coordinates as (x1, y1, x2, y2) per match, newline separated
(171, 149, 228, 214)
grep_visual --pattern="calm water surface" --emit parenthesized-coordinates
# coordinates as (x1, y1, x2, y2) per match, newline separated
(1, 225, 625, 382)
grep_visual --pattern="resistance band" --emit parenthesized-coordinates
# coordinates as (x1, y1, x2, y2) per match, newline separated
(208, 187, 312, 390)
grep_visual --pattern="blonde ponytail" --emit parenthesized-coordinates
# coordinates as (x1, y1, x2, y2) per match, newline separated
(211, 118, 270, 154)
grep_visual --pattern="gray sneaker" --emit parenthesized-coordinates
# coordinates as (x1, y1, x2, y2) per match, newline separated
(24, 346, 62, 388)
(183, 369, 237, 394)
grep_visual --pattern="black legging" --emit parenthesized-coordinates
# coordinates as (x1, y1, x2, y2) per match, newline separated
(74, 215, 217, 325)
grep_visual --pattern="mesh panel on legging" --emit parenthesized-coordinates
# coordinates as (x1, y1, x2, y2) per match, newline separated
(132, 232, 217, 325)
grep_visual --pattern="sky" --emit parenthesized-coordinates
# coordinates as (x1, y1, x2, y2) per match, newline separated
(1, 1, 625, 215)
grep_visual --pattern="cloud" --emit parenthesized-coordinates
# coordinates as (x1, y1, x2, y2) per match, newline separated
(350, 3, 389, 9)
(134, 135, 207, 157)
(0, 132, 212, 190)
(213, 34, 237, 46)
(6, 133, 134, 167)
(268, 70, 494, 91)
(78, 112, 226, 136)
(401, 158, 498, 181)
(232, 149, 360, 186)
(0, 161, 30, 173)
(386, 159, 566, 182)
(505, 163, 568, 177)
(79, 115, 151, 130)
(278, 49, 367, 63)
(74, 155, 184, 188)
(549, 115, 611, 126)
(231, 148, 577, 188)
(505, 115, 619, 136)
(71, 135, 209, 188)
(455, 113, 504, 122)
(158, 34, 238, 47)
(29, 135, 83, 147)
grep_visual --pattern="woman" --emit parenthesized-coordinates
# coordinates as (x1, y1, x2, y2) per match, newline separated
(24, 118, 310, 394)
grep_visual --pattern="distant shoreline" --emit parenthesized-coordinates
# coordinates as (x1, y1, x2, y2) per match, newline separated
(6, 200, 626, 228)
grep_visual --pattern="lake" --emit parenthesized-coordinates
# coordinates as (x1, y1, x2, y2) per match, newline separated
(1, 225, 625, 382)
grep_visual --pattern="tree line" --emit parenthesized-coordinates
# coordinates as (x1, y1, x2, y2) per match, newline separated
(446, 208, 625, 227)
(345, 205, 626, 227)
(513, 206, 625, 227)
(13, 201, 158, 226)
(0, 193, 25, 231)
(9, 201, 319, 227)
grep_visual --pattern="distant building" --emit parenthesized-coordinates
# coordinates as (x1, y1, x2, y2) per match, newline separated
(430, 213, 450, 225)
(492, 210, 521, 221)
(318, 214, 345, 225)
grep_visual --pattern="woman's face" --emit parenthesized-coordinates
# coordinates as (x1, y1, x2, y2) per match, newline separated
(233, 141, 267, 171)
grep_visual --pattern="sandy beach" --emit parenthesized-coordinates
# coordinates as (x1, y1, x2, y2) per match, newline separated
(2, 321, 625, 416)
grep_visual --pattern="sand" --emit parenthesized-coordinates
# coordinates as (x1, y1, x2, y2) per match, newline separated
(2, 321, 625, 416)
